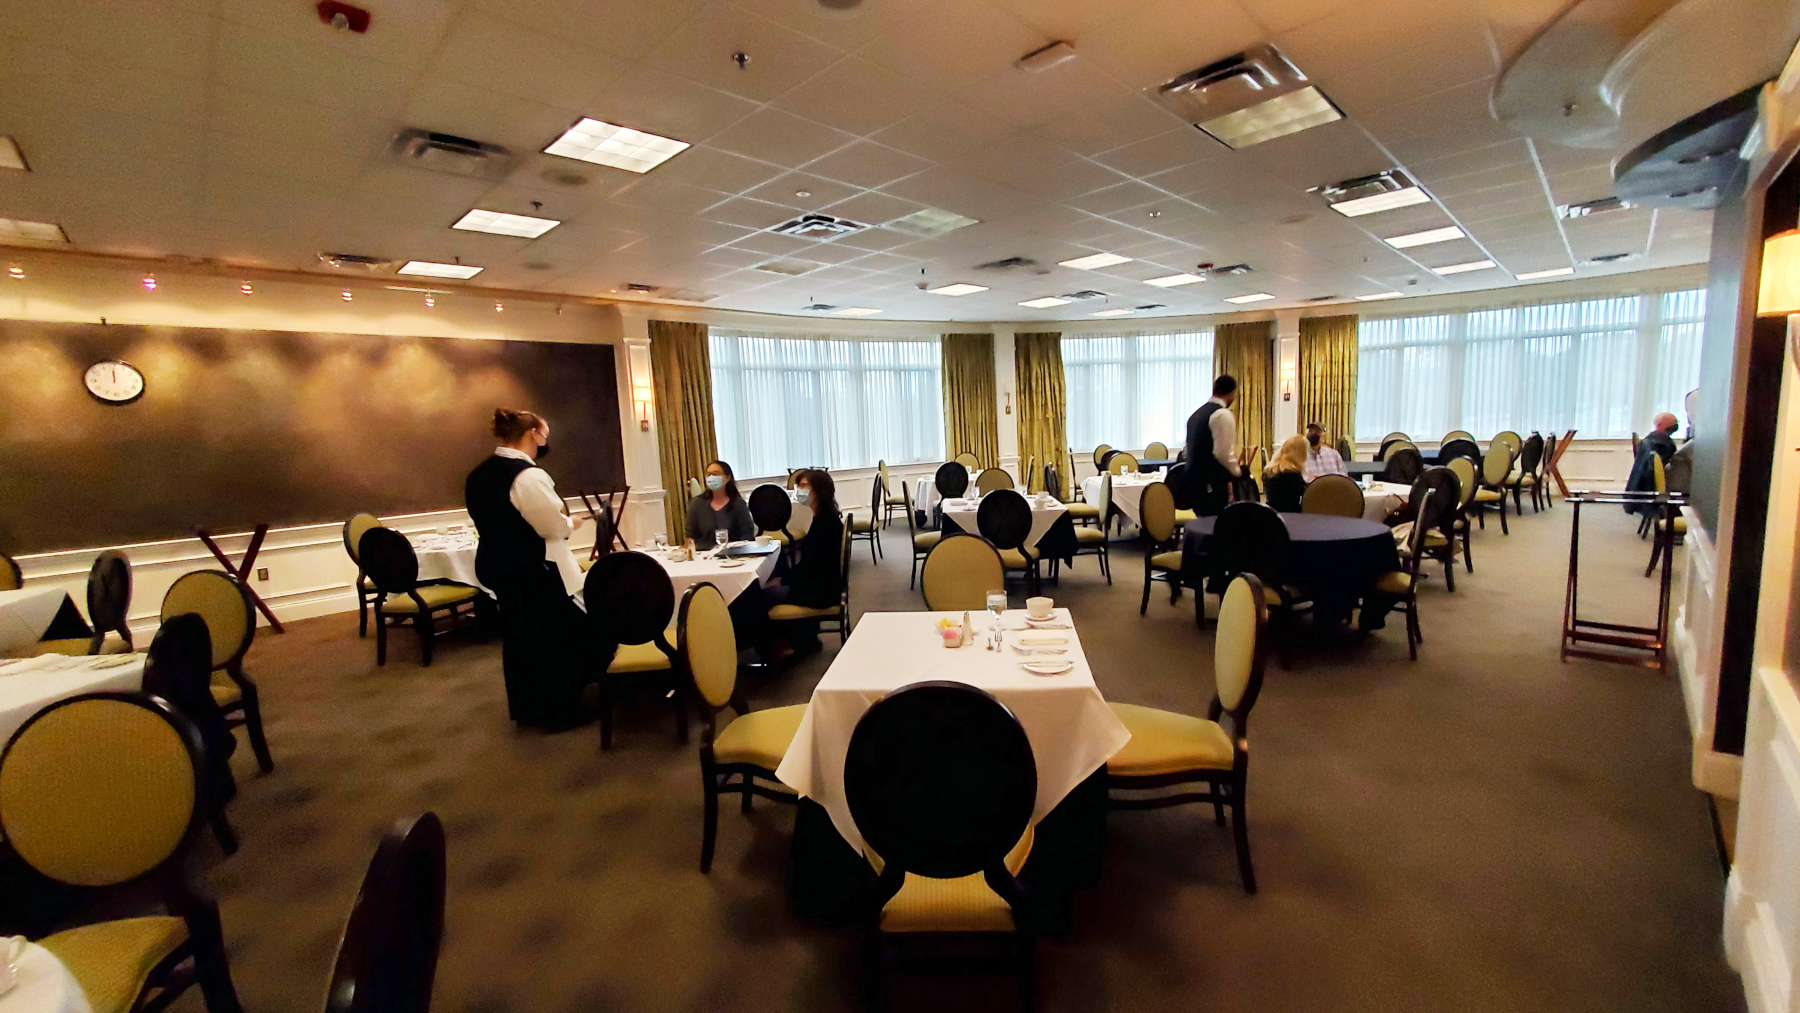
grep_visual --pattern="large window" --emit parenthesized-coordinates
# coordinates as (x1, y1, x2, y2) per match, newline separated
(1063, 329, 1214, 453)
(709, 331, 943, 479)
(1354, 288, 1706, 440)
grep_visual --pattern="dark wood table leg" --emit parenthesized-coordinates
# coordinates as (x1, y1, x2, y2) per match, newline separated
(1546, 428, 1577, 499)
(197, 525, 285, 633)
(1561, 500, 1582, 662)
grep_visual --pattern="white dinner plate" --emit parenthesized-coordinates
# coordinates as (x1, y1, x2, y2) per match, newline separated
(717, 559, 746, 568)
(1020, 660, 1074, 676)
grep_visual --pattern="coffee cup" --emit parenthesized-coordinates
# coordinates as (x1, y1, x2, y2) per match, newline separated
(755, 534, 770, 546)
(1026, 596, 1054, 620)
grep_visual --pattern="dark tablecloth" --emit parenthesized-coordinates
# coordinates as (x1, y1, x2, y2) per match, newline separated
(1345, 461, 1387, 478)
(1136, 458, 1173, 473)
(941, 510, 1078, 564)
(1181, 513, 1402, 630)
(42, 595, 93, 641)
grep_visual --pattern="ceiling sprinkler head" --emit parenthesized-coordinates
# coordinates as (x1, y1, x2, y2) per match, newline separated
(731, 52, 750, 70)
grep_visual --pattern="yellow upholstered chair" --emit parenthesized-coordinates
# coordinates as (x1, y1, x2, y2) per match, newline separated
(32, 550, 135, 657)
(974, 467, 1014, 496)
(1644, 453, 1688, 576)
(161, 570, 273, 774)
(684, 582, 803, 873)
(1072, 473, 1112, 584)
(1, 693, 242, 1013)
(342, 513, 383, 638)
(954, 452, 981, 471)
(879, 461, 910, 526)
(1379, 431, 1410, 446)
(1091, 444, 1113, 469)
(1441, 429, 1475, 445)
(1144, 440, 1169, 461)
(920, 534, 1005, 611)
(0, 551, 20, 591)
(1370, 478, 1436, 660)
(847, 475, 882, 565)
(902, 481, 941, 590)
(358, 528, 480, 668)
(1021, 455, 1036, 494)
(1138, 480, 1184, 614)
(1300, 474, 1364, 518)
(1109, 573, 1269, 893)
(1446, 456, 1479, 574)
(1491, 430, 1523, 459)
(1106, 451, 1139, 475)
(585, 551, 683, 748)
(1471, 443, 1513, 535)
(768, 521, 853, 644)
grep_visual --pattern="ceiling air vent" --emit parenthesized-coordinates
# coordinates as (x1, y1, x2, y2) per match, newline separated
(803, 302, 839, 312)
(770, 213, 867, 240)
(1585, 252, 1637, 264)
(1061, 290, 1109, 301)
(1557, 196, 1635, 219)
(1304, 294, 1339, 302)
(623, 282, 658, 293)
(1134, 304, 1167, 311)
(387, 128, 515, 181)
(976, 256, 1040, 271)
(1152, 44, 1342, 149)
(317, 252, 393, 271)
(755, 260, 818, 276)
(1310, 169, 1432, 217)
(1202, 263, 1254, 277)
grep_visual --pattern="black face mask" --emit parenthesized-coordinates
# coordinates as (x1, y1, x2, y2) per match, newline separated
(534, 442, 552, 461)
(1307, 432, 1320, 446)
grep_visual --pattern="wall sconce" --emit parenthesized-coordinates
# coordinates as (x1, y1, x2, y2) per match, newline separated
(1279, 359, 1296, 402)
(627, 341, 654, 432)
(1758, 228, 1800, 316)
(633, 383, 653, 430)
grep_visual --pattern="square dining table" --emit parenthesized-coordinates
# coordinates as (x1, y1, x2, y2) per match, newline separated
(649, 543, 780, 604)
(0, 653, 146, 746)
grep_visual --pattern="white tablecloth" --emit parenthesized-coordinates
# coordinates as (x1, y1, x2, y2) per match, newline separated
(0, 589, 75, 660)
(939, 495, 1068, 549)
(652, 546, 780, 604)
(0, 940, 92, 1013)
(1081, 473, 1162, 528)
(408, 533, 487, 594)
(1361, 481, 1412, 522)
(775, 608, 1130, 855)
(0, 654, 145, 748)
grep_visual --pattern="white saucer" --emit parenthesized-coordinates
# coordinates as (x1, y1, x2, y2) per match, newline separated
(1020, 660, 1073, 676)
(717, 559, 746, 568)
(1024, 614, 1061, 625)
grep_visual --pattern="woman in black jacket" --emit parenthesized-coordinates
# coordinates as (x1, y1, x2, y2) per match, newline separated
(734, 469, 844, 661)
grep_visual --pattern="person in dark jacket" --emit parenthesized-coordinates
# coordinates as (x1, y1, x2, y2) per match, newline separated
(1625, 412, 1680, 516)
(1184, 374, 1241, 515)
(733, 469, 845, 662)
(685, 460, 755, 549)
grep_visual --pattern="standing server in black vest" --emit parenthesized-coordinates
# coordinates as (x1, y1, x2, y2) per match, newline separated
(1183, 374, 1242, 516)
(466, 408, 590, 728)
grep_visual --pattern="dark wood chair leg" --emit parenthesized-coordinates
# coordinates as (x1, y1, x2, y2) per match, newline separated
(741, 775, 754, 813)
(1140, 567, 1153, 615)
(1231, 795, 1257, 895)
(1498, 495, 1509, 535)
(209, 805, 240, 856)
(376, 614, 388, 666)
(232, 667, 274, 773)
(700, 770, 719, 873)
(599, 682, 614, 750)
(181, 897, 244, 1013)
(1018, 933, 1037, 1012)
(418, 613, 434, 667)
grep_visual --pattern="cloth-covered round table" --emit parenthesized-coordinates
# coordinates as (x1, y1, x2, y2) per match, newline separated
(1181, 513, 1403, 630)
(939, 495, 1077, 562)
(0, 940, 93, 1013)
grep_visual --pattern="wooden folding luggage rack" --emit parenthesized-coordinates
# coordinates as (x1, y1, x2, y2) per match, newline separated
(1560, 489, 1685, 668)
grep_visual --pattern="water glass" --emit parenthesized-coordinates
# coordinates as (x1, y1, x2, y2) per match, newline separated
(715, 527, 730, 554)
(653, 532, 669, 552)
(986, 590, 1007, 646)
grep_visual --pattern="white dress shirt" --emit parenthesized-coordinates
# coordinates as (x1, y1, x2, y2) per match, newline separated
(1303, 443, 1348, 481)
(493, 447, 584, 599)
(1207, 398, 1241, 477)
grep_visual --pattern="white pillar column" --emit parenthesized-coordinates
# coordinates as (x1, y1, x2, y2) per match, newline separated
(615, 306, 667, 545)
(1274, 309, 1301, 441)
(993, 328, 1018, 476)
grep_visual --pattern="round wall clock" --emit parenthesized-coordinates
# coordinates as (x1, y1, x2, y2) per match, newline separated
(83, 360, 145, 405)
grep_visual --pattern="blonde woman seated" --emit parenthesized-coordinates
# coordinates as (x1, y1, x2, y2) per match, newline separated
(1263, 436, 1310, 512)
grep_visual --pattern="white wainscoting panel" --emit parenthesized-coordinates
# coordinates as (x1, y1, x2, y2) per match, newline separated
(1727, 666, 1800, 1013)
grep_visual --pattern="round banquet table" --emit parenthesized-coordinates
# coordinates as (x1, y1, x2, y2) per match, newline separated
(0, 940, 93, 1013)
(1180, 512, 1403, 630)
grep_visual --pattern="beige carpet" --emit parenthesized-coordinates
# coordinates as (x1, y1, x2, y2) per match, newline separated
(125, 496, 1739, 1012)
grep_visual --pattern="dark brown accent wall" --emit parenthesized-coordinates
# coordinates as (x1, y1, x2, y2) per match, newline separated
(0, 322, 625, 554)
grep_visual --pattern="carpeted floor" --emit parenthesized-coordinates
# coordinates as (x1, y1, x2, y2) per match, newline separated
(140, 495, 1739, 1012)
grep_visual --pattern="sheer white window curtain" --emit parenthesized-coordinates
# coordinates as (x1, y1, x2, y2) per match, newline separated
(709, 331, 944, 480)
(1063, 329, 1214, 453)
(1353, 288, 1706, 440)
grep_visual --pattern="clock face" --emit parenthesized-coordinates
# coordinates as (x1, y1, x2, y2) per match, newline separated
(84, 360, 145, 405)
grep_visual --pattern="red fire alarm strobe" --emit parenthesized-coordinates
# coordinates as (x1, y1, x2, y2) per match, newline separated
(317, 1, 371, 33)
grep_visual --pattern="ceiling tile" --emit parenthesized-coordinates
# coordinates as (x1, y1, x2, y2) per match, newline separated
(741, 171, 866, 210)
(472, 0, 707, 61)
(773, 56, 940, 135)
(706, 108, 858, 168)
(607, 177, 743, 216)
(424, 15, 632, 111)
(986, 0, 1158, 40)
(1074, 0, 1266, 90)
(698, 195, 805, 230)
(644, 1, 849, 103)
(213, 22, 413, 119)
(731, 0, 936, 49)
(957, 59, 1131, 130)
(1031, 95, 1186, 157)
(1066, 181, 1172, 217)
(1234, 0, 1364, 33)
(1315, 18, 1498, 119)
(1274, 0, 1484, 82)
(585, 65, 763, 147)
(858, 0, 1048, 89)
(880, 167, 1038, 220)
(871, 105, 1016, 163)
(817, 190, 927, 226)
(400, 77, 587, 157)
(800, 141, 935, 189)
(1091, 129, 1226, 178)
(649, 146, 788, 196)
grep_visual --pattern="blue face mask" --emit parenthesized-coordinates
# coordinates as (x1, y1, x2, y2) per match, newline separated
(705, 475, 724, 491)
(796, 487, 810, 504)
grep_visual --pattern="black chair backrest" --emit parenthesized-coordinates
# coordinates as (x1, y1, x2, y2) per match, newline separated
(748, 484, 793, 533)
(935, 461, 969, 499)
(1212, 501, 1290, 586)
(975, 489, 1032, 550)
(326, 812, 447, 1013)
(589, 500, 616, 560)
(844, 682, 1036, 882)
(142, 613, 236, 777)
(1043, 463, 1063, 501)
(1166, 462, 1193, 510)
(1336, 436, 1354, 462)
(1419, 466, 1461, 534)
(1264, 471, 1305, 513)
(1098, 448, 1122, 471)
(87, 549, 132, 640)
(1518, 433, 1544, 475)
(1437, 438, 1482, 467)
(582, 551, 675, 646)
(1381, 447, 1424, 485)
(359, 528, 421, 594)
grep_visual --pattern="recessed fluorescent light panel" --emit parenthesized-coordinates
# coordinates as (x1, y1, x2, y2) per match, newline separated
(398, 260, 483, 279)
(1224, 292, 1274, 304)
(1060, 253, 1131, 270)
(1356, 291, 1406, 301)
(1155, 46, 1342, 149)
(0, 137, 26, 171)
(0, 217, 68, 245)
(1384, 226, 1465, 249)
(888, 207, 980, 238)
(452, 209, 560, 239)
(927, 283, 987, 296)
(1020, 296, 1072, 308)
(1091, 308, 1133, 317)
(1434, 260, 1497, 276)
(1314, 169, 1432, 217)
(1144, 273, 1204, 288)
(1516, 267, 1575, 280)
(543, 118, 689, 173)
(833, 307, 881, 316)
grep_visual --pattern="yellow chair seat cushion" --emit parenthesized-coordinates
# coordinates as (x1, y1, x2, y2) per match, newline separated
(208, 679, 242, 707)
(40, 916, 188, 1013)
(877, 830, 1032, 933)
(913, 531, 942, 550)
(1372, 570, 1414, 595)
(377, 584, 479, 613)
(1661, 516, 1688, 534)
(609, 639, 673, 673)
(769, 602, 839, 620)
(762, 530, 791, 545)
(1074, 527, 1108, 546)
(849, 515, 877, 533)
(1513, 475, 1536, 486)
(1149, 550, 1183, 571)
(1106, 703, 1234, 776)
(580, 557, 597, 572)
(712, 704, 807, 768)
(997, 547, 1039, 569)
(1065, 502, 1101, 518)
(1174, 509, 1197, 523)
(1473, 488, 1504, 502)
(885, 495, 909, 506)
(1422, 530, 1449, 547)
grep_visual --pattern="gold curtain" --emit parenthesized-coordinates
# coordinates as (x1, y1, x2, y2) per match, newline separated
(1013, 333, 1067, 498)
(1298, 314, 1359, 446)
(1213, 320, 1274, 460)
(941, 333, 999, 468)
(649, 319, 718, 539)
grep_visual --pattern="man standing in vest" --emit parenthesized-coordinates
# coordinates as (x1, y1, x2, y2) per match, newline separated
(1184, 375, 1241, 516)
(466, 408, 589, 728)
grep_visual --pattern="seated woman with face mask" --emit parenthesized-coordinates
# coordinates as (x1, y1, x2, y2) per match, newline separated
(685, 460, 755, 549)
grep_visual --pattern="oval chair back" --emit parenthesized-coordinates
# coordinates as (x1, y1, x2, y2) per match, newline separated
(1335, 436, 1354, 462)
(935, 461, 970, 499)
(1106, 451, 1138, 475)
(1517, 433, 1544, 476)
(1379, 431, 1410, 446)
(954, 452, 981, 471)
(0, 552, 19, 591)
(161, 570, 254, 673)
(845, 682, 1035, 884)
(1165, 462, 1193, 511)
(326, 811, 447, 1013)
(1438, 438, 1481, 467)
(1092, 444, 1113, 468)
(1021, 455, 1035, 493)
(1092, 473, 1115, 530)
(1481, 443, 1513, 488)
(1214, 574, 1271, 724)
(582, 552, 675, 647)
(1097, 448, 1121, 472)
(1139, 481, 1176, 544)
(687, 477, 704, 498)
(920, 536, 1005, 612)
(748, 484, 794, 537)
(975, 468, 1015, 496)
(358, 528, 423, 598)
(1447, 457, 1478, 508)
(679, 583, 738, 712)
(142, 613, 235, 780)
(343, 513, 382, 564)
(1380, 438, 1419, 462)
(1212, 501, 1290, 588)
(1420, 466, 1460, 534)
(1381, 447, 1424, 485)
(86, 549, 133, 652)
(975, 489, 1032, 550)
(1144, 441, 1169, 460)
(1301, 474, 1364, 518)
(1492, 431, 1523, 458)
(1440, 430, 1475, 445)
(1406, 476, 1446, 560)
(1043, 463, 1064, 502)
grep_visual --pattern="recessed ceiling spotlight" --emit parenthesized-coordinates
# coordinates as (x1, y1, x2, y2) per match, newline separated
(888, 207, 980, 238)
(0, 136, 26, 171)
(1433, 260, 1496, 275)
(1147, 210, 1162, 219)
(0, 217, 68, 244)
(342, 289, 353, 302)
(1144, 273, 1204, 288)
(452, 208, 560, 239)
(1384, 226, 1465, 249)
(1312, 169, 1432, 217)
(1356, 291, 1405, 301)
(833, 307, 881, 316)
(927, 283, 987, 296)
(495, 301, 505, 312)
(1224, 292, 1274, 304)
(543, 118, 689, 173)
(1516, 267, 1576, 280)
(142, 273, 156, 291)
(1060, 252, 1131, 270)
(239, 281, 253, 295)
(1091, 308, 1133, 317)
(399, 260, 484, 279)
(1019, 296, 1072, 308)
(6, 264, 22, 280)
(795, 190, 812, 198)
